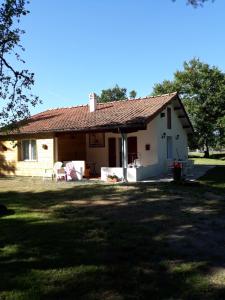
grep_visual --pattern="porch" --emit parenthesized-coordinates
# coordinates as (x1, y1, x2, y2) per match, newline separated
(54, 129, 153, 182)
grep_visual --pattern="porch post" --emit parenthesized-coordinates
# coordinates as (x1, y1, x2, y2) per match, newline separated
(121, 131, 128, 182)
(54, 137, 58, 162)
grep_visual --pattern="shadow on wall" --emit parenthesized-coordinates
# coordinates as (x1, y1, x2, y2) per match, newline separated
(0, 142, 16, 176)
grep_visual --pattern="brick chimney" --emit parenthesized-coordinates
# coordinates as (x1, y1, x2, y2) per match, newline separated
(89, 92, 97, 112)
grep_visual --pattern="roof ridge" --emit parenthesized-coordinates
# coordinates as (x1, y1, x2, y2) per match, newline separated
(147, 91, 177, 98)
(35, 92, 178, 114)
(97, 92, 178, 105)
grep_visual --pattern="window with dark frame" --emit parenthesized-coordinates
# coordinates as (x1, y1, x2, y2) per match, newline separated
(167, 107, 172, 129)
(22, 140, 37, 161)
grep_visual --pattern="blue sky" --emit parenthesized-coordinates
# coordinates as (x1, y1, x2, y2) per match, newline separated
(18, 0, 225, 113)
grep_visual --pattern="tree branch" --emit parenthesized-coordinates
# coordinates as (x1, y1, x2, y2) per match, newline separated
(0, 53, 30, 82)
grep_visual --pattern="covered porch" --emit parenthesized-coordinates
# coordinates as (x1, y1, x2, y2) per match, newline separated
(53, 125, 151, 182)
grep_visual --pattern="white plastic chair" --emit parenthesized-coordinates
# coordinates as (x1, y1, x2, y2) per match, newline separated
(53, 161, 67, 181)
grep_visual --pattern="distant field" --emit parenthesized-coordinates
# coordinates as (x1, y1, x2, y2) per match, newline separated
(189, 151, 225, 165)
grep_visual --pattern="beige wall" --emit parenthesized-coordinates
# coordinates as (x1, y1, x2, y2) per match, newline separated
(0, 137, 54, 177)
(86, 132, 119, 173)
(86, 118, 158, 173)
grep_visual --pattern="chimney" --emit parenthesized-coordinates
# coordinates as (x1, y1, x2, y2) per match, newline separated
(89, 92, 97, 112)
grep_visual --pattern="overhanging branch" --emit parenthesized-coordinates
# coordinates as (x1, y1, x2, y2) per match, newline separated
(0, 53, 30, 82)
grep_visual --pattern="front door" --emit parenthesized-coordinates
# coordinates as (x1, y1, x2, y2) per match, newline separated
(167, 136, 173, 159)
(108, 138, 116, 167)
(128, 136, 137, 164)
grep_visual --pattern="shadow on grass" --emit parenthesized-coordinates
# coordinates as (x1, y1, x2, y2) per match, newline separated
(210, 153, 225, 160)
(199, 166, 225, 189)
(0, 176, 225, 299)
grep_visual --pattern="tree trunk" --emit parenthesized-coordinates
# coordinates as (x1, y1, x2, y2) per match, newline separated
(204, 141, 210, 158)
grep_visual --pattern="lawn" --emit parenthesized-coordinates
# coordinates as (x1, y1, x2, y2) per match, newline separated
(189, 151, 225, 165)
(0, 168, 225, 300)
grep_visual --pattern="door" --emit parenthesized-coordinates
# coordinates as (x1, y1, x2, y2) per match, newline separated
(167, 136, 173, 159)
(108, 138, 116, 167)
(128, 136, 137, 164)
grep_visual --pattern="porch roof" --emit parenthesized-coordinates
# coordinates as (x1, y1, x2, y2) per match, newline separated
(2, 92, 194, 135)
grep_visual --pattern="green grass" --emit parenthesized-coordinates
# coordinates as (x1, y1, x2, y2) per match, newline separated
(189, 151, 225, 165)
(0, 171, 225, 300)
(190, 157, 225, 165)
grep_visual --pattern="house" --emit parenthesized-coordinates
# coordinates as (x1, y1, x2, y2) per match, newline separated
(0, 92, 193, 182)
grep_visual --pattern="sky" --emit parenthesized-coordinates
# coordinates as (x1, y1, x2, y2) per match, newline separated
(15, 0, 225, 113)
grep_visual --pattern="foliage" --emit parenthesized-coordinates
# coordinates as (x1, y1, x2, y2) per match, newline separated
(152, 58, 225, 156)
(97, 84, 127, 103)
(0, 0, 40, 129)
(186, 0, 213, 6)
(129, 90, 137, 99)
(173, 0, 213, 7)
(97, 84, 137, 103)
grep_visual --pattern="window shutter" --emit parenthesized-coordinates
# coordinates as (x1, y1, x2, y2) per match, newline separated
(17, 141, 22, 161)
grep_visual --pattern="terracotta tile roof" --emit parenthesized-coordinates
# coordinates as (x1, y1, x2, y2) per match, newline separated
(8, 92, 183, 134)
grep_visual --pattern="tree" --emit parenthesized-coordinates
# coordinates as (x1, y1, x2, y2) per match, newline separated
(97, 85, 138, 103)
(173, 0, 213, 7)
(129, 90, 137, 99)
(186, 0, 212, 6)
(0, 0, 40, 130)
(152, 58, 225, 157)
(97, 84, 127, 103)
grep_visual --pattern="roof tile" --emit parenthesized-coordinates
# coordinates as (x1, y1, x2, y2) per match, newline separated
(12, 92, 178, 134)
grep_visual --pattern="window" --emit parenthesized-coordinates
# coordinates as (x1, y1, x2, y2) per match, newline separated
(167, 107, 172, 129)
(22, 140, 37, 161)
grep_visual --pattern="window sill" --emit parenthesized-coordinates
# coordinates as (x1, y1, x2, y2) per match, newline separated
(21, 160, 38, 162)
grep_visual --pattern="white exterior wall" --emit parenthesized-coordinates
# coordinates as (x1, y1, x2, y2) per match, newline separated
(156, 102, 188, 174)
(86, 117, 158, 174)
(101, 164, 161, 182)
(134, 118, 158, 166)
(98, 101, 189, 181)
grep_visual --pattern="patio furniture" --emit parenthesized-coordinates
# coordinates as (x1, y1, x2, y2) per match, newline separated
(43, 168, 54, 180)
(65, 162, 77, 181)
(72, 161, 85, 180)
(53, 161, 67, 181)
(63, 161, 84, 180)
